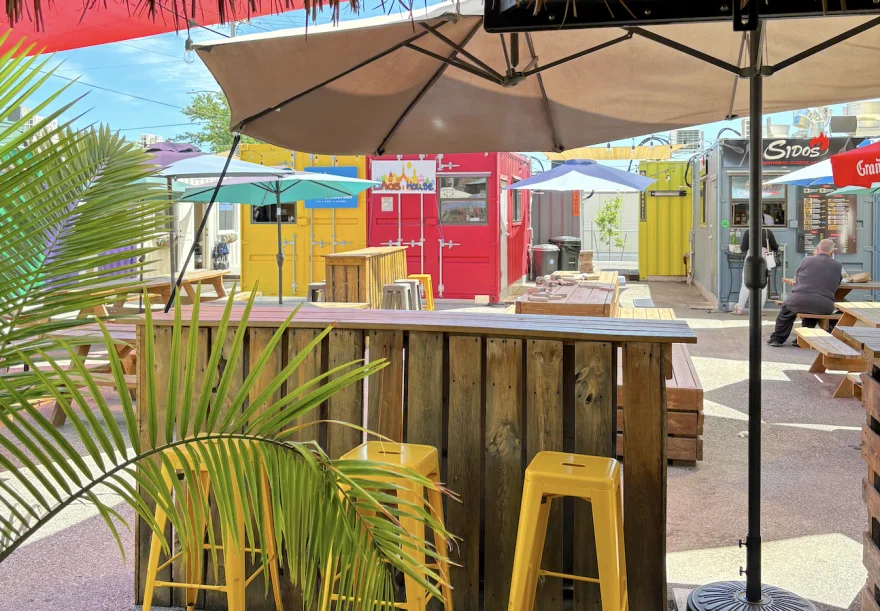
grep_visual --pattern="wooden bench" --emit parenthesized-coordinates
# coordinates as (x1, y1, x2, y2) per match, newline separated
(617, 343, 704, 463)
(232, 290, 262, 301)
(797, 312, 842, 331)
(795, 327, 867, 398)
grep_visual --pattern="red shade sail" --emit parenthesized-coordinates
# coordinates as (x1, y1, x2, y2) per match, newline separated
(830, 142, 880, 188)
(1, 1, 308, 54)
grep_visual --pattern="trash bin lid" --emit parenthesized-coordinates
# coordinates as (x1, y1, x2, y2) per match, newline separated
(532, 244, 560, 251)
(549, 235, 581, 244)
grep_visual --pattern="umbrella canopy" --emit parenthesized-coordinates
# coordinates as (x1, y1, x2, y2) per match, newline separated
(1, 2, 307, 54)
(145, 142, 203, 168)
(831, 141, 880, 187)
(764, 159, 833, 187)
(831, 183, 880, 195)
(180, 171, 377, 204)
(194, 0, 880, 155)
(157, 155, 291, 179)
(506, 159, 656, 192)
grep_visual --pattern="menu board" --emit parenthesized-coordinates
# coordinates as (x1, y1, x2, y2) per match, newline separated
(797, 186, 857, 254)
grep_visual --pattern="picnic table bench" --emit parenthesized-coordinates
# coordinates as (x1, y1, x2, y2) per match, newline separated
(795, 327, 867, 398)
(617, 307, 704, 462)
(132, 305, 695, 611)
(45, 323, 137, 425)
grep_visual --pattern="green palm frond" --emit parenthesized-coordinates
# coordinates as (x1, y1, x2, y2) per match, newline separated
(0, 34, 169, 379)
(0, 293, 455, 609)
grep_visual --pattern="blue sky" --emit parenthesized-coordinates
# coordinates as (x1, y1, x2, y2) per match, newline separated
(26, 3, 863, 162)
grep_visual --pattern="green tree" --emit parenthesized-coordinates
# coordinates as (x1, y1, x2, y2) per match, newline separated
(175, 92, 258, 151)
(594, 194, 627, 257)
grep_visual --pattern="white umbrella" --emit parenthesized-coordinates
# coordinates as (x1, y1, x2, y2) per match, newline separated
(764, 158, 833, 186)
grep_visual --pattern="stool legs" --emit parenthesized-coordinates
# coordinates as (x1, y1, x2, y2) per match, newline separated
(524, 495, 553, 611)
(261, 475, 284, 611)
(399, 482, 427, 610)
(143, 468, 174, 611)
(592, 487, 625, 611)
(426, 484, 453, 610)
(507, 480, 546, 611)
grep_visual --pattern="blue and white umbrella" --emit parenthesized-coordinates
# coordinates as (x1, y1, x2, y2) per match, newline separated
(505, 159, 657, 193)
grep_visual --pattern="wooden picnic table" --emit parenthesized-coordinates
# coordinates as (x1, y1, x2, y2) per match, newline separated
(783, 277, 880, 302)
(71, 270, 231, 318)
(515, 271, 620, 317)
(834, 301, 880, 328)
(44, 323, 137, 426)
(132, 305, 695, 611)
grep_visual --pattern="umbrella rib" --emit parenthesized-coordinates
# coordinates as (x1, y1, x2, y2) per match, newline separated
(404, 42, 502, 84)
(520, 32, 633, 77)
(419, 21, 505, 82)
(378, 19, 485, 155)
(626, 27, 741, 75)
(525, 33, 563, 153)
(725, 33, 747, 120)
(768, 14, 880, 73)
(235, 28, 434, 130)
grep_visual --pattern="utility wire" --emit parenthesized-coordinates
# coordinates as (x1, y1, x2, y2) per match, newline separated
(38, 69, 185, 110)
(117, 122, 206, 131)
(115, 42, 183, 60)
(55, 60, 178, 71)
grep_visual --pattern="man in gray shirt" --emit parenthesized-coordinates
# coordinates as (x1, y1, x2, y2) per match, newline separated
(768, 239, 842, 347)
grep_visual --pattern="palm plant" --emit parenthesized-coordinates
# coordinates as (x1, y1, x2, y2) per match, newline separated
(0, 292, 453, 608)
(0, 34, 169, 392)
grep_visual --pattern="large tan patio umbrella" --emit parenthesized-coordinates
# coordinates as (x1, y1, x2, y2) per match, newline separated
(193, 4, 880, 611)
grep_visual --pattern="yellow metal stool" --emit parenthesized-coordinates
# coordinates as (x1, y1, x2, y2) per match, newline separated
(334, 441, 453, 610)
(408, 274, 435, 311)
(508, 451, 626, 611)
(142, 447, 283, 611)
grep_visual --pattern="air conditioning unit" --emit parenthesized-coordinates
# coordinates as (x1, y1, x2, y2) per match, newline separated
(670, 129, 703, 150)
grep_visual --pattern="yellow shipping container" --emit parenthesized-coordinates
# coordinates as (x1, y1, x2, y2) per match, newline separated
(638, 161, 692, 279)
(239, 144, 368, 297)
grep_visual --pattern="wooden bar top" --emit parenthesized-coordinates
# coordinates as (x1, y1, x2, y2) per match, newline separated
(137, 306, 696, 344)
(323, 246, 407, 259)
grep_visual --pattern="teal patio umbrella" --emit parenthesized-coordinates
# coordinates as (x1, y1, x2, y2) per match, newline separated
(180, 171, 377, 304)
(831, 183, 880, 195)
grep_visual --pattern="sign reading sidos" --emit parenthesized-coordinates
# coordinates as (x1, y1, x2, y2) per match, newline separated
(721, 136, 854, 167)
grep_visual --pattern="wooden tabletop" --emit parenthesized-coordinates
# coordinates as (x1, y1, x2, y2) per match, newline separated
(834, 326, 880, 358)
(835, 301, 880, 327)
(135, 305, 696, 344)
(46, 323, 137, 342)
(617, 307, 676, 320)
(784, 277, 880, 291)
(515, 274, 619, 317)
(323, 246, 406, 259)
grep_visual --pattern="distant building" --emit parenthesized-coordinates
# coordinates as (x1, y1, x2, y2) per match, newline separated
(6, 105, 59, 144)
(139, 133, 162, 149)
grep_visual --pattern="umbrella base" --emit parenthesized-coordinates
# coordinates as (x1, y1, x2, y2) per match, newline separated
(687, 582, 816, 611)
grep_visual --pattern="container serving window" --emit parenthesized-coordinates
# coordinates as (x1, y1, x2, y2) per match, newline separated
(252, 203, 297, 224)
(439, 175, 489, 225)
(730, 175, 786, 227)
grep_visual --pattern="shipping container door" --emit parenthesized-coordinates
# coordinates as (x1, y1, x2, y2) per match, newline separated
(436, 173, 497, 301)
(499, 179, 509, 289)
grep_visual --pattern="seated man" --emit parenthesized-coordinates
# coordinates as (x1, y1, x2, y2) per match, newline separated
(768, 239, 842, 347)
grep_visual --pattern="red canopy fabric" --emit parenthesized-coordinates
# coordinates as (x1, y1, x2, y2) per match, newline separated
(1, 1, 306, 54)
(830, 142, 880, 188)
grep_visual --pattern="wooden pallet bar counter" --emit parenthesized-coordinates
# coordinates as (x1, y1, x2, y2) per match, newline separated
(323, 246, 407, 308)
(134, 306, 696, 611)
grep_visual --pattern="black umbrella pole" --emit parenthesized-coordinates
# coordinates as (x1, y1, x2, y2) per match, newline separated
(276, 189, 284, 305)
(745, 25, 765, 603)
(164, 134, 242, 313)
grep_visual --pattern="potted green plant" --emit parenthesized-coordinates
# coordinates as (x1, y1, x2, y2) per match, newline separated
(729, 232, 740, 253)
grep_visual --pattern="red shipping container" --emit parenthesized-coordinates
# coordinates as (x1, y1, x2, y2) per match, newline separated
(367, 153, 532, 303)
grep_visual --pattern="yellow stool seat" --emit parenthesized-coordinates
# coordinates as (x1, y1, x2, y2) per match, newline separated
(525, 451, 619, 490)
(408, 274, 435, 311)
(142, 444, 283, 611)
(508, 451, 626, 611)
(334, 441, 452, 611)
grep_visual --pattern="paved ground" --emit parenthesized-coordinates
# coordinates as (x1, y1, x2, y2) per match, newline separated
(0, 281, 867, 610)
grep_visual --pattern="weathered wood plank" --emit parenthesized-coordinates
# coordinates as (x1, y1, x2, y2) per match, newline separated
(326, 330, 365, 459)
(484, 337, 523, 611)
(248, 328, 282, 419)
(622, 343, 667, 611)
(286, 328, 326, 444)
(865, 426, 880, 481)
(616, 409, 701, 436)
(526, 339, 564, 611)
(866, 531, 880, 586)
(406, 332, 445, 452)
(863, 373, 880, 424)
(367, 330, 405, 442)
(573, 342, 615, 611)
(447, 336, 483, 611)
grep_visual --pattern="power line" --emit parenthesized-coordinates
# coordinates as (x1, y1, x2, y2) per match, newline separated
(115, 42, 183, 60)
(55, 60, 178, 72)
(116, 122, 206, 131)
(41, 70, 185, 110)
